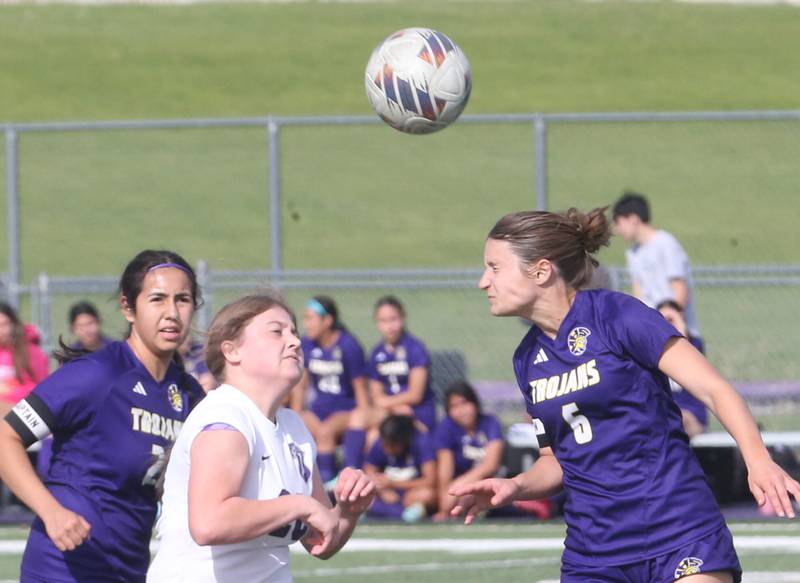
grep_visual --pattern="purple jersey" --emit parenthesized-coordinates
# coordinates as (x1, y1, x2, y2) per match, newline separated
(302, 330, 366, 417)
(7, 341, 202, 582)
(368, 332, 437, 429)
(513, 289, 725, 566)
(365, 430, 436, 482)
(434, 414, 503, 477)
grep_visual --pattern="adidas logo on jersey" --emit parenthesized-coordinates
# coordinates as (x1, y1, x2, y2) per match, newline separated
(132, 382, 147, 396)
(533, 348, 549, 365)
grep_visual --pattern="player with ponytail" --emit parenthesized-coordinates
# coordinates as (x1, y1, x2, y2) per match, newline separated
(450, 207, 800, 583)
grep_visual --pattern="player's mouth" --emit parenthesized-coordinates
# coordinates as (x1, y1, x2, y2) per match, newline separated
(159, 326, 182, 342)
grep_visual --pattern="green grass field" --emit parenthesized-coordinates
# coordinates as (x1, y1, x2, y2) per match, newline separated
(1, 1, 799, 389)
(0, 521, 798, 581)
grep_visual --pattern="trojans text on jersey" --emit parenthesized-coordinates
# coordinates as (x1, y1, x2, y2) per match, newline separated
(528, 359, 601, 405)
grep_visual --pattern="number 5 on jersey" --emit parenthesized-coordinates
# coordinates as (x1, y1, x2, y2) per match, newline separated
(561, 402, 593, 445)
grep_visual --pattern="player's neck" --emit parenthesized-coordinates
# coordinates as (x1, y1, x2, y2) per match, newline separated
(529, 287, 576, 340)
(319, 329, 340, 349)
(227, 373, 288, 421)
(635, 223, 657, 244)
(126, 337, 172, 382)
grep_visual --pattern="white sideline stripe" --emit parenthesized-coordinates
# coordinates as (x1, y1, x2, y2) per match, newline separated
(0, 535, 798, 554)
(296, 556, 559, 577)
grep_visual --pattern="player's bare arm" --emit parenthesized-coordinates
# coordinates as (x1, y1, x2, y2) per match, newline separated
(659, 336, 800, 518)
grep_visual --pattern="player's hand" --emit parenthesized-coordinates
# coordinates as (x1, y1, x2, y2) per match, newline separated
(449, 478, 520, 525)
(42, 505, 92, 551)
(303, 501, 339, 557)
(335, 467, 376, 518)
(373, 473, 391, 490)
(747, 458, 800, 518)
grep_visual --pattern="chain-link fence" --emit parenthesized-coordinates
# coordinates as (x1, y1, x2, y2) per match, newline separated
(2, 112, 799, 429)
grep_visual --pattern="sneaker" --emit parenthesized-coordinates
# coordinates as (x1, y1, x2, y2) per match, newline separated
(401, 502, 426, 523)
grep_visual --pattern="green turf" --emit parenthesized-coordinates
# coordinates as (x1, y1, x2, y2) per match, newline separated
(0, 521, 798, 581)
(0, 1, 799, 390)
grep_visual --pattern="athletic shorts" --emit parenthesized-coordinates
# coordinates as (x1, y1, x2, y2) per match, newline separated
(561, 525, 742, 583)
(310, 398, 356, 422)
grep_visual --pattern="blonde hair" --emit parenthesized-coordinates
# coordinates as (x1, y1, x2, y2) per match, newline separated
(205, 292, 296, 384)
(488, 207, 611, 289)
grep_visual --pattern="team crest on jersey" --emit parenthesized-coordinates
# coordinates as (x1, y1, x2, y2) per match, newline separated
(288, 442, 311, 482)
(167, 384, 183, 412)
(567, 327, 591, 356)
(332, 347, 342, 360)
(395, 346, 406, 360)
(674, 557, 704, 578)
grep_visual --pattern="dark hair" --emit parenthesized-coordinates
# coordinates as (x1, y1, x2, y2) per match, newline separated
(205, 292, 296, 383)
(374, 295, 406, 317)
(488, 207, 611, 289)
(611, 191, 650, 223)
(444, 380, 482, 416)
(379, 414, 416, 447)
(68, 301, 101, 325)
(655, 299, 683, 313)
(0, 303, 34, 382)
(55, 250, 201, 364)
(118, 250, 201, 312)
(311, 295, 342, 330)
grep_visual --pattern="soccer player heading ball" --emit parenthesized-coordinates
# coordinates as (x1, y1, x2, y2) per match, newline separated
(450, 208, 800, 583)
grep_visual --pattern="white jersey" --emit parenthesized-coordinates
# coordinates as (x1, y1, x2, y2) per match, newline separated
(148, 384, 316, 583)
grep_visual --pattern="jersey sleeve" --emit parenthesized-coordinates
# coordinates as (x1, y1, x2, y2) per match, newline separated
(188, 402, 256, 457)
(367, 348, 381, 381)
(5, 357, 104, 447)
(602, 292, 682, 370)
(407, 338, 431, 369)
(483, 414, 504, 443)
(433, 419, 457, 452)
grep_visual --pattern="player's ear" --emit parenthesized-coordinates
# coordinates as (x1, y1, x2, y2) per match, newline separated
(528, 259, 553, 284)
(220, 339, 242, 365)
(119, 295, 135, 324)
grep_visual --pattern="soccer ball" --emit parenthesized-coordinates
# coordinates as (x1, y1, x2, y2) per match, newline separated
(365, 28, 472, 135)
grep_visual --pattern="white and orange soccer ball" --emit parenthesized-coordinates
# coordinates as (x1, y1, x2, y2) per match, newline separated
(365, 28, 472, 135)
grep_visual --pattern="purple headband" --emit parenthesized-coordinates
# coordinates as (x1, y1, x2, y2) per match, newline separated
(147, 262, 192, 275)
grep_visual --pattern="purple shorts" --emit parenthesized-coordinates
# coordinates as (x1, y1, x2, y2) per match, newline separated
(310, 397, 356, 422)
(561, 525, 741, 583)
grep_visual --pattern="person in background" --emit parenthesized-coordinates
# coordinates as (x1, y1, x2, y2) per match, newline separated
(68, 301, 114, 352)
(364, 414, 437, 523)
(148, 293, 375, 582)
(433, 381, 504, 521)
(0, 303, 49, 418)
(612, 191, 701, 338)
(0, 250, 203, 583)
(290, 296, 369, 485)
(344, 296, 438, 471)
(657, 299, 708, 438)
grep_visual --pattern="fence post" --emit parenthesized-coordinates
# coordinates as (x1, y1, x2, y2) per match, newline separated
(267, 118, 282, 273)
(5, 127, 20, 308)
(37, 272, 51, 350)
(534, 116, 548, 211)
(196, 259, 211, 332)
